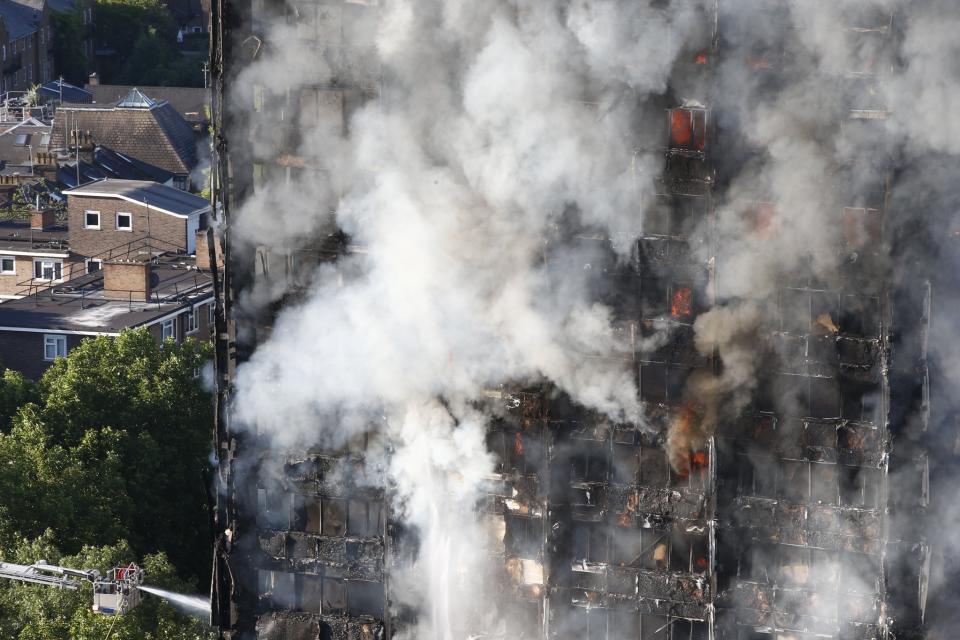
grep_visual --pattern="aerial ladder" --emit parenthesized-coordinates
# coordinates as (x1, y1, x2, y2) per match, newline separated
(0, 560, 145, 615)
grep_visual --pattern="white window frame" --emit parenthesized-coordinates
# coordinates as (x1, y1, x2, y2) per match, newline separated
(161, 318, 175, 341)
(33, 258, 63, 281)
(208, 302, 215, 325)
(0, 255, 14, 274)
(43, 334, 67, 361)
(185, 307, 198, 334)
(116, 212, 133, 231)
(85, 258, 102, 274)
(84, 210, 100, 229)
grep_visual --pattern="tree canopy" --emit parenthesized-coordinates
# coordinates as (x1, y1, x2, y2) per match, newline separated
(94, 0, 206, 87)
(0, 329, 215, 639)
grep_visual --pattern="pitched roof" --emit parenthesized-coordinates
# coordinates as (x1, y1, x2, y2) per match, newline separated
(0, 121, 51, 174)
(63, 178, 209, 218)
(38, 80, 93, 104)
(0, 0, 44, 39)
(50, 95, 197, 175)
(84, 83, 210, 124)
(58, 146, 175, 189)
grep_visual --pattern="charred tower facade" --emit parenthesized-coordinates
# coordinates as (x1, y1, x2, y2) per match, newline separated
(209, 2, 938, 640)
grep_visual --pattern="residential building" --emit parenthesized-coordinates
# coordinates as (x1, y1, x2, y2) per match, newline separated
(168, 0, 209, 36)
(0, 250, 213, 378)
(0, 0, 54, 94)
(63, 178, 209, 260)
(0, 208, 70, 299)
(51, 89, 198, 189)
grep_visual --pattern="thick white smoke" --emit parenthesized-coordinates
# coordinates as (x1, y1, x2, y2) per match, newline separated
(228, 1, 706, 636)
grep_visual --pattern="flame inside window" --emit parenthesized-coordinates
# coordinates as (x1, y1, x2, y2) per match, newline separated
(671, 287, 693, 318)
(671, 109, 692, 147)
(669, 108, 707, 151)
(513, 432, 524, 457)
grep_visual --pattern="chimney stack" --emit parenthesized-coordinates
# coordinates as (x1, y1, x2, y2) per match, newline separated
(30, 208, 56, 231)
(87, 72, 98, 87)
(103, 260, 151, 301)
(195, 228, 223, 271)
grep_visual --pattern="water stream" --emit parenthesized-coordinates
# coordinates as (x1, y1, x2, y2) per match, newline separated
(139, 585, 210, 618)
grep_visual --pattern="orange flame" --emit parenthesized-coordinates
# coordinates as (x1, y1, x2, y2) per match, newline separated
(671, 287, 693, 318)
(670, 109, 692, 147)
(694, 53, 708, 65)
(691, 451, 708, 470)
(668, 403, 699, 476)
(617, 492, 639, 527)
(513, 433, 524, 457)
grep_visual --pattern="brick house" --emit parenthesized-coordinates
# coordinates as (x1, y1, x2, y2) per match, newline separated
(0, 250, 214, 378)
(63, 178, 209, 263)
(0, 0, 54, 94)
(51, 90, 198, 189)
(0, 208, 77, 299)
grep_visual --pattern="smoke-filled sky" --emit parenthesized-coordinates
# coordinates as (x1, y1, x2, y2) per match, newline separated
(223, 0, 960, 637)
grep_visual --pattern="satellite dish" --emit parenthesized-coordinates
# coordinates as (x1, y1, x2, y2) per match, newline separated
(148, 272, 160, 289)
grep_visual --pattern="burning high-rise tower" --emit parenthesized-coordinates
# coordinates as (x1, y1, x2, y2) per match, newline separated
(206, 1, 951, 639)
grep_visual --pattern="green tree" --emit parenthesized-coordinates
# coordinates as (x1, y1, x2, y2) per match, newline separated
(0, 368, 37, 430)
(0, 330, 214, 638)
(50, 9, 88, 87)
(35, 329, 214, 581)
(94, 0, 205, 87)
(0, 416, 132, 552)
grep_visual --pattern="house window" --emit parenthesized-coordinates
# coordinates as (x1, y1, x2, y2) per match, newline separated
(0, 256, 14, 274)
(161, 318, 175, 341)
(116, 212, 132, 231)
(85, 259, 101, 274)
(33, 258, 62, 281)
(43, 334, 67, 361)
(3, 45, 6, 61)
(208, 302, 215, 325)
(84, 210, 100, 229)
(185, 307, 199, 333)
